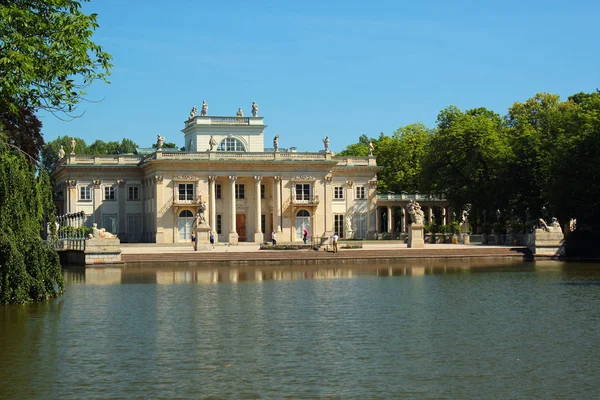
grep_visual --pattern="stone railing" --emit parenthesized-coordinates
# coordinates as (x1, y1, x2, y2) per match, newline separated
(377, 193, 447, 202)
(173, 195, 202, 205)
(63, 154, 143, 165)
(333, 157, 371, 166)
(292, 195, 320, 205)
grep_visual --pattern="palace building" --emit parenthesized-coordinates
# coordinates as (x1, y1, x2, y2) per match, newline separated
(51, 105, 449, 244)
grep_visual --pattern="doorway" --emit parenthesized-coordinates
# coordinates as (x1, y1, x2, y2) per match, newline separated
(236, 214, 246, 242)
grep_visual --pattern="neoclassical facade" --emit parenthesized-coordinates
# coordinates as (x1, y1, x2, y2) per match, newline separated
(52, 110, 386, 244)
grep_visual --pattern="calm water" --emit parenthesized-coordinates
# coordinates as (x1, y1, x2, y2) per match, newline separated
(1, 259, 599, 399)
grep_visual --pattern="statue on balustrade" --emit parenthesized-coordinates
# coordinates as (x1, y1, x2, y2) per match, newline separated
(368, 140, 374, 156)
(407, 200, 424, 225)
(156, 134, 165, 151)
(58, 145, 65, 159)
(323, 136, 331, 153)
(189, 106, 197, 120)
(70, 137, 76, 154)
(237, 107, 244, 117)
(252, 101, 259, 117)
(209, 135, 217, 151)
(273, 135, 279, 152)
(201, 100, 208, 116)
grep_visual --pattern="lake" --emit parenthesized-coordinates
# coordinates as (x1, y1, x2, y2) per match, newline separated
(1, 259, 599, 399)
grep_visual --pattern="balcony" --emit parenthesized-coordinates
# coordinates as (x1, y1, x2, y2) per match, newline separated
(173, 195, 202, 206)
(292, 194, 320, 206)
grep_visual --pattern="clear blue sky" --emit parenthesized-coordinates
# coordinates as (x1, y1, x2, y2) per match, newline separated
(38, 0, 600, 152)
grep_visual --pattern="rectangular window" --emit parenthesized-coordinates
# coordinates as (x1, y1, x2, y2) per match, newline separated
(128, 186, 140, 201)
(261, 184, 265, 199)
(216, 184, 222, 199)
(216, 214, 222, 234)
(235, 184, 245, 199)
(127, 214, 141, 242)
(354, 213, 367, 239)
(178, 183, 194, 201)
(355, 186, 366, 200)
(334, 214, 344, 238)
(104, 186, 116, 201)
(295, 184, 310, 201)
(79, 185, 92, 201)
(334, 186, 344, 200)
(102, 214, 118, 235)
(261, 214, 266, 234)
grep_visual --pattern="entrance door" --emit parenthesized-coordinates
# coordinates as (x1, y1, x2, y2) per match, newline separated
(296, 210, 311, 240)
(236, 214, 246, 242)
(178, 210, 194, 242)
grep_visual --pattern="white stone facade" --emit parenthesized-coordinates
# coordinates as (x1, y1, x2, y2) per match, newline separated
(52, 114, 381, 244)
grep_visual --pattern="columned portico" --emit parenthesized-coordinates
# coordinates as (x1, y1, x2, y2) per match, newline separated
(208, 175, 218, 243)
(254, 176, 263, 243)
(273, 176, 282, 233)
(228, 175, 238, 244)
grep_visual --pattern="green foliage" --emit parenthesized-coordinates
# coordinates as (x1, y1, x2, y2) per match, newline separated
(0, 145, 64, 304)
(450, 221, 460, 235)
(41, 135, 138, 172)
(0, 0, 113, 114)
(337, 134, 371, 157)
(152, 141, 178, 149)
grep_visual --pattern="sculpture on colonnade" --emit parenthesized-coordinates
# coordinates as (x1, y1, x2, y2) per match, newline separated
(58, 145, 65, 159)
(201, 100, 208, 116)
(156, 134, 165, 151)
(323, 136, 330, 153)
(407, 200, 424, 225)
(252, 101, 259, 117)
(237, 107, 243, 117)
(70, 137, 76, 154)
(273, 134, 279, 152)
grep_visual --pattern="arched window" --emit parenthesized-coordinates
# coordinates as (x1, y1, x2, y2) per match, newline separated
(217, 138, 246, 152)
(178, 210, 195, 241)
(295, 210, 311, 240)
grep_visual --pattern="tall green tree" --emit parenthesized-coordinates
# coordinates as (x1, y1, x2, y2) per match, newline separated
(337, 134, 371, 157)
(422, 106, 512, 226)
(0, 0, 112, 114)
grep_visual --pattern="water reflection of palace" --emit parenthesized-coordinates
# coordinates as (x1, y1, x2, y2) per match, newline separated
(62, 259, 526, 285)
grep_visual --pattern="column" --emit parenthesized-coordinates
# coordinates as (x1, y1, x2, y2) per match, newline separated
(428, 207, 433, 224)
(228, 176, 238, 244)
(208, 176, 217, 243)
(254, 176, 263, 243)
(67, 180, 78, 214)
(375, 206, 379, 234)
(387, 206, 392, 233)
(154, 176, 165, 243)
(324, 176, 333, 234)
(442, 207, 447, 225)
(117, 180, 127, 239)
(273, 176, 282, 233)
(92, 180, 102, 225)
(403, 207, 408, 232)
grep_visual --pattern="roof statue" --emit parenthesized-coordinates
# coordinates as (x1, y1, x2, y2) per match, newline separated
(273, 134, 279, 152)
(156, 134, 165, 151)
(236, 107, 243, 117)
(368, 140, 374, 156)
(209, 135, 217, 152)
(58, 145, 65, 159)
(323, 136, 331, 153)
(189, 106, 197, 120)
(252, 101, 259, 117)
(70, 137, 76, 155)
(201, 100, 208, 116)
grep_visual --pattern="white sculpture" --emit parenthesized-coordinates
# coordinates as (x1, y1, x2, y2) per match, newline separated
(538, 217, 563, 234)
(209, 135, 217, 151)
(58, 145, 65, 159)
(346, 214, 353, 231)
(70, 137, 76, 155)
(273, 135, 279, 152)
(201, 100, 208, 116)
(156, 134, 165, 151)
(92, 223, 116, 239)
(407, 200, 424, 225)
(237, 107, 243, 117)
(251, 101, 259, 117)
(189, 106, 197, 120)
(323, 136, 330, 153)
(368, 140, 374, 156)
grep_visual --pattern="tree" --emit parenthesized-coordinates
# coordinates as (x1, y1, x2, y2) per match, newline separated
(152, 141, 178, 149)
(337, 134, 371, 157)
(0, 0, 113, 114)
(0, 105, 44, 162)
(0, 143, 63, 304)
(422, 106, 512, 228)
(40, 135, 87, 172)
